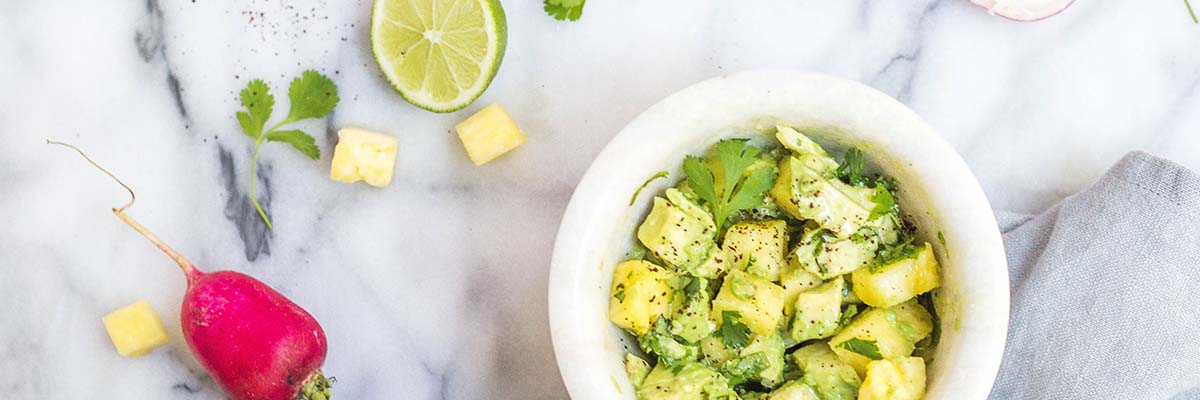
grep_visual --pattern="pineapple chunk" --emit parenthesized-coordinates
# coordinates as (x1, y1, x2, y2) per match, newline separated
(712, 270, 786, 335)
(102, 300, 169, 357)
(455, 103, 526, 165)
(829, 300, 933, 375)
(330, 127, 399, 187)
(608, 260, 674, 335)
(851, 243, 941, 308)
(858, 357, 927, 400)
(723, 220, 788, 282)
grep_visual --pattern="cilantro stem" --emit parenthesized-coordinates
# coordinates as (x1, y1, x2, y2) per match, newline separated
(1188, 0, 1198, 23)
(248, 119, 299, 229)
(249, 136, 272, 229)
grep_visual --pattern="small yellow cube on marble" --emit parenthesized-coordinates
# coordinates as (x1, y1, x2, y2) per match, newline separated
(330, 127, 399, 187)
(102, 300, 169, 357)
(455, 104, 526, 165)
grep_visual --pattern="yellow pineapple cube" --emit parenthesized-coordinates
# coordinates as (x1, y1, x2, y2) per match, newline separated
(102, 300, 169, 357)
(859, 357, 927, 400)
(330, 127, 399, 187)
(608, 260, 674, 335)
(455, 104, 526, 165)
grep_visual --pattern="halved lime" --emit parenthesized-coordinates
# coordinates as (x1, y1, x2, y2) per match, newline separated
(371, 0, 506, 113)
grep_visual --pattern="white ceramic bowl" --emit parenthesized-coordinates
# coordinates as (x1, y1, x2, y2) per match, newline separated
(549, 70, 1009, 399)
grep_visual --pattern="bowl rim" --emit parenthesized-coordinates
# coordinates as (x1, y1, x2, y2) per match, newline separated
(549, 69, 1009, 399)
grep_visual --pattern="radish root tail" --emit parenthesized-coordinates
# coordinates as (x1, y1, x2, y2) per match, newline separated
(46, 139, 136, 212)
(48, 139, 200, 280)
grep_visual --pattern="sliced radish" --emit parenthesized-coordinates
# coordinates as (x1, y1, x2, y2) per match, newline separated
(970, 0, 1075, 21)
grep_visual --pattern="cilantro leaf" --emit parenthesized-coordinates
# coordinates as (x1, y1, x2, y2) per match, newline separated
(869, 184, 897, 221)
(836, 147, 869, 186)
(683, 140, 778, 233)
(285, 70, 339, 122)
(683, 156, 718, 206)
(237, 80, 274, 139)
(544, 0, 585, 21)
(715, 139, 761, 200)
(718, 311, 751, 349)
(266, 129, 320, 160)
(724, 165, 775, 214)
(873, 238, 922, 271)
(838, 338, 883, 360)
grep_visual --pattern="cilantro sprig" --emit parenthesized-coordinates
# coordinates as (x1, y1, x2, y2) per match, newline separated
(683, 139, 778, 233)
(718, 311, 752, 350)
(235, 70, 339, 228)
(544, 0, 585, 21)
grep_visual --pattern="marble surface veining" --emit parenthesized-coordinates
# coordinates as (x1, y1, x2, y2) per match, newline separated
(1, 0, 1198, 398)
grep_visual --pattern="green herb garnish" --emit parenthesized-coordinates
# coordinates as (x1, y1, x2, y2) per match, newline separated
(718, 311, 752, 350)
(544, 0, 585, 21)
(869, 185, 897, 221)
(630, 171, 669, 206)
(836, 147, 870, 186)
(683, 139, 777, 233)
(1188, 0, 1198, 23)
(838, 338, 883, 360)
(873, 238, 922, 271)
(613, 283, 626, 302)
(235, 71, 339, 228)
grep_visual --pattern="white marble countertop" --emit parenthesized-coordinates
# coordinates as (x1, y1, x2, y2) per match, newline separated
(2, 0, 1198, 398)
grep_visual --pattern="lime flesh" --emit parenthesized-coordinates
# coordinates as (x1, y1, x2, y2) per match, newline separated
(371, 0, 506, 113)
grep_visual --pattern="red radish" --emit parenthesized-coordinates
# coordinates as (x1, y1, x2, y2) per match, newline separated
(50, 141, 333, 400)
(970, 0, 1075, 21)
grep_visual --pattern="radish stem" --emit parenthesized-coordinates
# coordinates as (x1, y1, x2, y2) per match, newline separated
(1188, 0, 1198, 23)
(47, 140, 200, 280)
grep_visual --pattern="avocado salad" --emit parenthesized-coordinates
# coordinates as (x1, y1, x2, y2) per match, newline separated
(609, 126, 943, 400)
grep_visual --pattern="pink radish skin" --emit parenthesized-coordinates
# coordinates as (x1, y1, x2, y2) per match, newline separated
(970, 0, 1075, 21)
(181, 269, 329, 400)
(51, 141, 332, 400)
(112, 194, 333, 400)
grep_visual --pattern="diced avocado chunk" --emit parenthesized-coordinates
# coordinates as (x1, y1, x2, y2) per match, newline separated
(626, 353, 653, 389)
(771, 155, 877, 238)
(889, 300, 936, 345)
(640, 317, 700, 367)
(791, 342, 862, 400)
(851, 243, 941, 308)
(766, 381, 820, 400)
(692, 248, 730, 279)
(712, 270, 786, 335)
(790, 229, 877, 279)
(638, 188, 718, 272)
(780, 258, 823, 317)
(858, 357, 927, 400)
(671, 277, 715, 343)
(637, 361, 739, 400)
(609, 260, 675, 335)
(828, 300, 933, 375)
(790, 278, 844, 342)
(723, 220, 789, 282)
(775, 126, 838, 173)
(725, 333, 786, 388)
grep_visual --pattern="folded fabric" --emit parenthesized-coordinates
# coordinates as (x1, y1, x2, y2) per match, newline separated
(989, 151, 1200, 399)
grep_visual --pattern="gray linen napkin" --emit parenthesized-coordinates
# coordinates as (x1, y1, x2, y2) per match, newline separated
(988, 151, 1200, 399)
